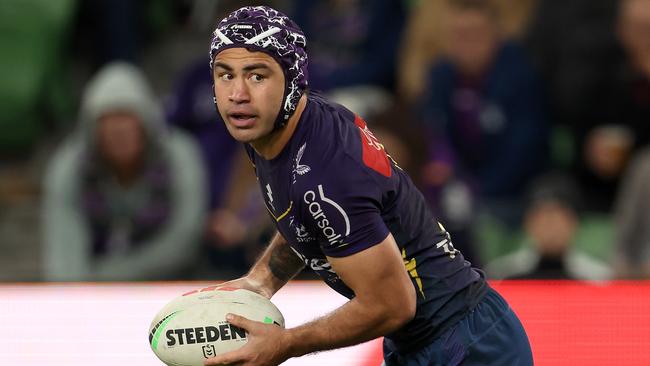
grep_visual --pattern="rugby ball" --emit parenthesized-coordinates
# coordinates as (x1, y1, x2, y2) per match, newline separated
(149, 286, 284, 366)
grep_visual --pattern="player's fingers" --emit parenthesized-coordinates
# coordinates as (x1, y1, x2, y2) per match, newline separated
(225, 313, 254, 330)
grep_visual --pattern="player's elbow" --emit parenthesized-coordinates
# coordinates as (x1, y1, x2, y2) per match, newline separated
(384, 287, 416, 331)
(382, 303, 415, 333)
(398, 289, 417, 325)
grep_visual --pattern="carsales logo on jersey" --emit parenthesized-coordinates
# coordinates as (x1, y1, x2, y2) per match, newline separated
(303, 185, 350, 245)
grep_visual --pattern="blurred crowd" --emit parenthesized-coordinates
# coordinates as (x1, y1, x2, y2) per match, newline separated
(2, 0, 650, 282)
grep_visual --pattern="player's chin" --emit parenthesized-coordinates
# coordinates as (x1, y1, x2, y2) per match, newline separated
(225, 125, 259, 143)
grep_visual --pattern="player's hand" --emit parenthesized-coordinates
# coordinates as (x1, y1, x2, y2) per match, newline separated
(203, 313, 290, 366)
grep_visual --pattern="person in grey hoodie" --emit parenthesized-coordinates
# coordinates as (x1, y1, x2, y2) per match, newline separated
(42, 62, 207, 281)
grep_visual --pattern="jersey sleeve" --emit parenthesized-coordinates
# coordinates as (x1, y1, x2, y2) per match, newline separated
(295, 116, 392, 257)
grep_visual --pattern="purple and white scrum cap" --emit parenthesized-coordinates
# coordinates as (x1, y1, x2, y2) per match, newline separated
(210, 6, 308, 130)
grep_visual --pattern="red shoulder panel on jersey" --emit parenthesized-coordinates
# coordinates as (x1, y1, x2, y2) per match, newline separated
(354, 115, 391, 177)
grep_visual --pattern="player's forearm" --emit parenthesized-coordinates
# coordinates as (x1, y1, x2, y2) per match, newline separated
(283, 294, 413, 358)
(246, 232, 305, 298)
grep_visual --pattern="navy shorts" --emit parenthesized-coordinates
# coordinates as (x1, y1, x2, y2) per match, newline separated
(383, 287, 533, 366)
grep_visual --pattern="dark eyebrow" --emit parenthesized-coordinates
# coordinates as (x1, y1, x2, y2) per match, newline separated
(243, 63, 272, 72)
(214, 62, 272, 73)
(214, 62, 233, 71)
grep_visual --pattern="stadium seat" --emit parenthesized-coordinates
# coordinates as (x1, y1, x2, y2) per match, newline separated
(0, 0, 76, 155)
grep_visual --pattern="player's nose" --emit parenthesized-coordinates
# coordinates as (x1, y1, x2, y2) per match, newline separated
(229, 78, 250, 104)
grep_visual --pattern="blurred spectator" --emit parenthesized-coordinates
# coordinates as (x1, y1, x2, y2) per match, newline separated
(487, 174, 612, 281)
(419, 0, 548, 263)
(399, 0, 537, 103)
(422, 0, 548, 202)
(613, 148, 650, 279)
(577, 0, 650, 213)
(581, 0, 650, 211)
(291, 0, 406, 117)
(525, 0, 650, 213)
(42, 62, 206, 281)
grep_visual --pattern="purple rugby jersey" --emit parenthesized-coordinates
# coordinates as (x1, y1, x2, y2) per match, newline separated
(245, 93, 487, 353)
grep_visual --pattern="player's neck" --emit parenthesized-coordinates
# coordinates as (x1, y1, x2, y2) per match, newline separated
(251, 93, 307, 160)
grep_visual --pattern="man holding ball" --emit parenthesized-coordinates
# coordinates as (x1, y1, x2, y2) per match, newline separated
(205, 6, 532, 366)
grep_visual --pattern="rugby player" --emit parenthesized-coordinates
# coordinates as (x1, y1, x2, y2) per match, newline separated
(204, 6, 533, 366)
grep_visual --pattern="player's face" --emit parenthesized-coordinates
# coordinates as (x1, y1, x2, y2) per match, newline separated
(213, 48, 285, 144)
